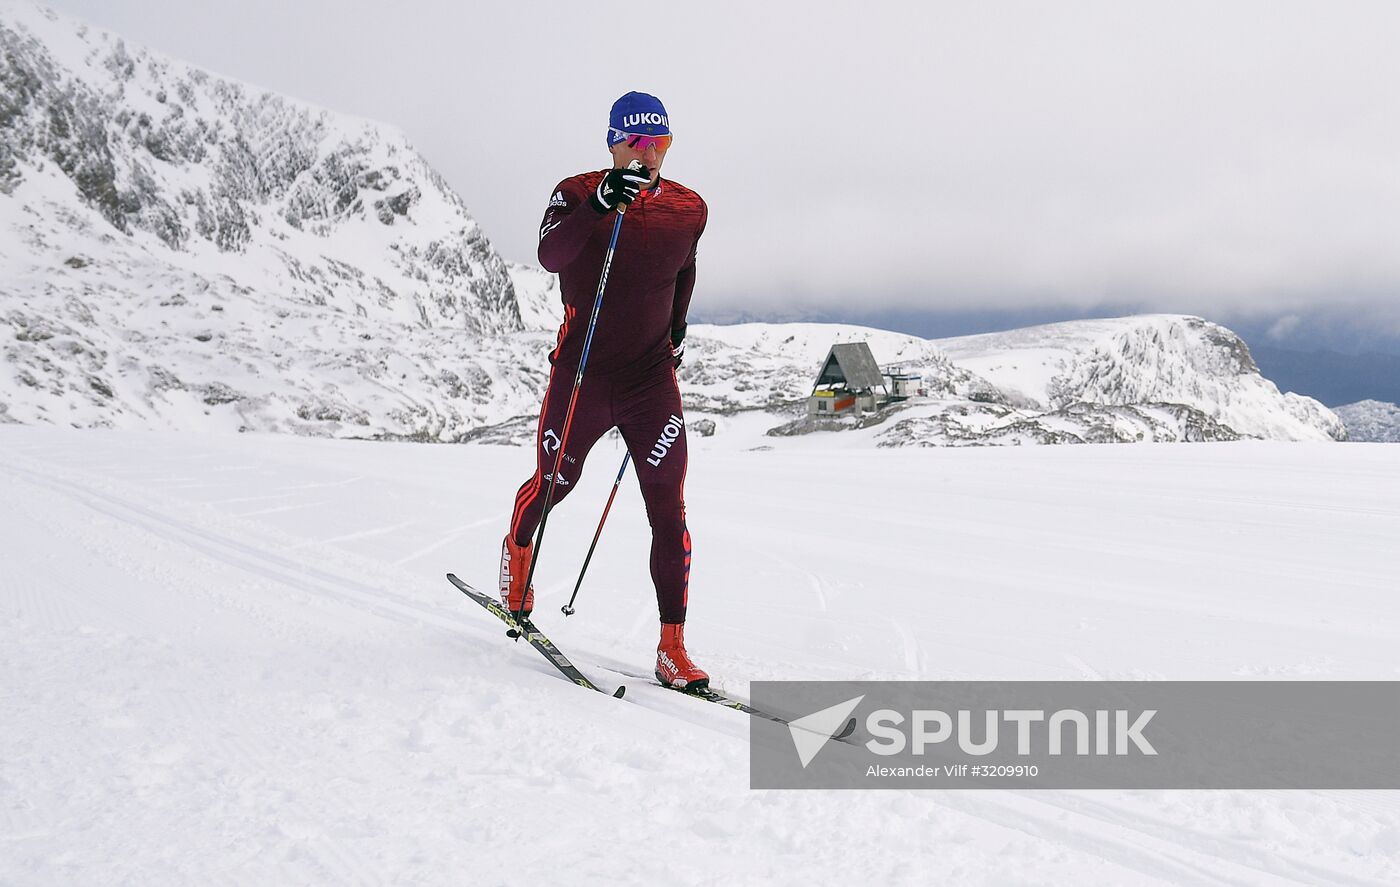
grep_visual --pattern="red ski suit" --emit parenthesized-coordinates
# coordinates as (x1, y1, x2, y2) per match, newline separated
(510, 171, 708, 624)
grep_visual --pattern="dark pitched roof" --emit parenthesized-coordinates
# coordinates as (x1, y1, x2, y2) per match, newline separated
(814, 342, 886, 391)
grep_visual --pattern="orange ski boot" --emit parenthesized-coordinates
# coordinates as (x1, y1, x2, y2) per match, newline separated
(498, 535, 535, 618)
(655, 622, 709, 691)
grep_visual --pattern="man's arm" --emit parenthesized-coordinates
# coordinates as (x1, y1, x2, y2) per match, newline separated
(537, 168, 649, 272)
(537, 180, 604, 273)
(669, 198, 708, 335)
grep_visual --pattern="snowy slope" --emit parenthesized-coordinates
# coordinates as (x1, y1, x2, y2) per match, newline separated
(508, 260, 562, 332)
(1, 2, 537, 435)
(935, 315, 1344, 442)
(1335, 400, 1400, 443)
(4, 425, 1400, 885)
(1, 2, 519, 331)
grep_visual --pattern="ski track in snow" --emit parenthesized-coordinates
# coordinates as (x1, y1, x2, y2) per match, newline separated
(3, 428, 1400, 885)
(1065, 653, 1109, 681)
(391, 515, 507, 567)
(1, 461, 462, 636)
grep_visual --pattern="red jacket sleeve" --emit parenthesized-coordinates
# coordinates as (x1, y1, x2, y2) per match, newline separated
(670, 197, 707, 334)
(536, 178, 605, 273)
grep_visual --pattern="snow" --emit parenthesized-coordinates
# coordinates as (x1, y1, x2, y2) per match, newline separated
(934, 315, 1343, 441)
(507, 261, 562, 332)
(2, 7, 1393, 879)
(2, 1, 523, 338)
(4, 425, 1400, 885)
(1335, 400, 1400, 443)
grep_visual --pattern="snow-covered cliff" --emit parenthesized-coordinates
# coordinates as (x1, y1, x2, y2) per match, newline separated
(1, 2, 544, 434)
(933, 316, 1344, 442)
(1334, 400, 1400, 443)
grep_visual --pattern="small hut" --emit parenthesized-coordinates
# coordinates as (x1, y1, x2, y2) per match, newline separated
(884, 366, 922, 401)
(807, 342, 889, 416)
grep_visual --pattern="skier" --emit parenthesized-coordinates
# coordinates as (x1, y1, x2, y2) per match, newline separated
(500, 91, 710, 690)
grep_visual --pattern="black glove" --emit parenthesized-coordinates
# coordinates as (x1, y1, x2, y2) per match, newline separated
(670, 325, 686, 369)
(589, 164, 650, 213)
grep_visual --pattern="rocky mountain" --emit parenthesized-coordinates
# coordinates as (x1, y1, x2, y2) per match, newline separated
(0, 4, 1344, 447)
(1, 2, 539, 434)
(932, 316, 1344, 443)
(1, 5, 522, 333)
(1334, 400, 1400, 443)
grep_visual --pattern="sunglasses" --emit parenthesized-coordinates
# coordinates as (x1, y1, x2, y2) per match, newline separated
(610, 129, 673, 151)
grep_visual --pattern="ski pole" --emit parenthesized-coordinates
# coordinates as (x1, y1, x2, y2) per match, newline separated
(512, 162, 641, 632)
(561, 452, 630, 616)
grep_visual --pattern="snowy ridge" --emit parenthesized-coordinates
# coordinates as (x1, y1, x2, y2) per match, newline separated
(1, 228, 555, 434)
(1, 3, 520, 332)
(935, 315, 1344, 442)
(1, 2, 536, 434)
(1335, 400, 1400, 443)
(680, 315, 1340, 448)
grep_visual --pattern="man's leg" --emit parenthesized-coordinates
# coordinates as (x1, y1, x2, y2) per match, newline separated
(502, 371, 612, 614)
(617, 375, 690, 622)
(617, 366, 705, 688)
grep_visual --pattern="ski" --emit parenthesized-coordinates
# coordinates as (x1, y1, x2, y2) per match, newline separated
(447, 573, 625, 699)
(604, 667, 857, 744)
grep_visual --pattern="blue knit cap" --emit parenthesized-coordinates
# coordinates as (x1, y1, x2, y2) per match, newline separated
(607, 92, 670, 146)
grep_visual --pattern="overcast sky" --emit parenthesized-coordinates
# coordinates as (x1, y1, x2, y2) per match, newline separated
(31, 0, 1400, 338)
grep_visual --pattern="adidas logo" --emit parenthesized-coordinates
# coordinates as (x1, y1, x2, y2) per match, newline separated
(548, 190, 567, 208)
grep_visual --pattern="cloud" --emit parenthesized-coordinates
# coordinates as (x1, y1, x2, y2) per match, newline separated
(35, 0, 1400, 330)
(1267, 316, 1303, 342)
